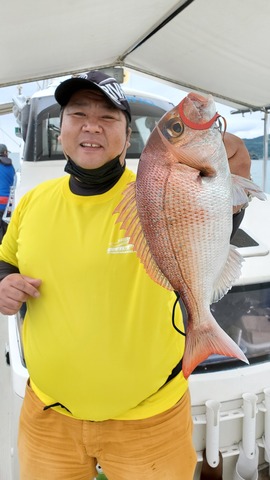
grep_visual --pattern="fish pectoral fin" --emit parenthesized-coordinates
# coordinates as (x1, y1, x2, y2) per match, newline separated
(114, 181, 173, 291)
(182, 313, 249, 378)
(211, 245, 244, 304)
(231, 174, 267, 206)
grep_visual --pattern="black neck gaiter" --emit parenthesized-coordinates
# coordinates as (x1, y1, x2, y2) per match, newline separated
(64, 156, 125, 195)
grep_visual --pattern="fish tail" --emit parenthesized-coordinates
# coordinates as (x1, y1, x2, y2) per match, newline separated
(182, 314, 249, 378)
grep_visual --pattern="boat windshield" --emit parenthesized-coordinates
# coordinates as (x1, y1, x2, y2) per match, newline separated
(194, 281, 270, 373)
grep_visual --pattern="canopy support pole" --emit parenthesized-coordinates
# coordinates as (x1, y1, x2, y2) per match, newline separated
(263, 110, 269, 192)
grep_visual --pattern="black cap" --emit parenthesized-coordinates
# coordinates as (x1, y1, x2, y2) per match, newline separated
(0, 144, 8, 155)
(55, 70, 131, 121)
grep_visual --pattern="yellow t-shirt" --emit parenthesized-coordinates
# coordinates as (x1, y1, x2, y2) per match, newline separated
(0, 169, 187, 420)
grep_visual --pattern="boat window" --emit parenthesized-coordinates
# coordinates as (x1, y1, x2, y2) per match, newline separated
(127, 94, 173, 159)
(36, 103, 63, 161)
(42, 116, 62, 158)
(194, 282, 270, 373)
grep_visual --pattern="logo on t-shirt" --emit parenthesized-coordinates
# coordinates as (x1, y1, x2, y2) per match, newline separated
(107, 237, 134, 254)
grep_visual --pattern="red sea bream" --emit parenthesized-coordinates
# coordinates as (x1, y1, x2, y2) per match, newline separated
(115, 92, 265, 378)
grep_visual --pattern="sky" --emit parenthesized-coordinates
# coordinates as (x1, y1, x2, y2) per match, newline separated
(0, 71, 267, 154)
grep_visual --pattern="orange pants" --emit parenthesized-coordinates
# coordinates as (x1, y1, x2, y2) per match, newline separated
(18, 382, 197, 480)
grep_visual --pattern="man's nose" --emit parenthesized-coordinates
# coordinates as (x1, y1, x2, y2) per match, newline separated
(81, 117, 102, 132)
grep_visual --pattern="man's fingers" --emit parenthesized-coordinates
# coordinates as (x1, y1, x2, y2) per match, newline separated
(21, 276, 42, 296)
(0, 299, 24, 316)
(1, 274, 41, 301)
(0, 274, 42, 315)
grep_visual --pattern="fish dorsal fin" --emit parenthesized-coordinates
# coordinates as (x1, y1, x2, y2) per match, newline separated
(114, 181, 173, 291)
(211, 245, 244, 303)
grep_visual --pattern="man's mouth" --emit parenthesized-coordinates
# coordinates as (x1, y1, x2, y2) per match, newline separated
(81, 143, 101, 148)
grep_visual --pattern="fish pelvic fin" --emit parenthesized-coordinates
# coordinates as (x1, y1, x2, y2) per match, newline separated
(231, 174, 267, 206)
(211, 245, 244, 304)
(182, 314, 249, 378)
(114, 182, 173, 291)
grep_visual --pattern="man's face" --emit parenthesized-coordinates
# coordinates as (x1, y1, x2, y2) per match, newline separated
(59, 89, 130, 169)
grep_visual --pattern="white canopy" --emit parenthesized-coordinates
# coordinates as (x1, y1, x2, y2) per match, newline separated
(2, 0, 270, 109)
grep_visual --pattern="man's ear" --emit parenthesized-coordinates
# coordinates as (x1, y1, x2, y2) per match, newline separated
(126, 127, 132, 148)
(119, 127, 132, 166)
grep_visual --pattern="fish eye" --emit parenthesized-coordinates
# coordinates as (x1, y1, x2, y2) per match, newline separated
(166, 119, 184, 138)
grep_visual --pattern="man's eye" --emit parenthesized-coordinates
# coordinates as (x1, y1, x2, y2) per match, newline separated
(67, 111, 85, 117)
(102, 114, 117, 120)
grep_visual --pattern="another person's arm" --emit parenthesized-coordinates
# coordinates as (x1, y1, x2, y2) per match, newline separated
(223, 132, 252, 239)
(223, 131, 251, 180)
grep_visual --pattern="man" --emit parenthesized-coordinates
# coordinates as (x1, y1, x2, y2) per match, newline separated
(0, 144, 15, 241)
(0, 71, 250, 480)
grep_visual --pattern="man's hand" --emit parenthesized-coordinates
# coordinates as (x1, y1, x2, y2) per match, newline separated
(0, 274, 42, 315)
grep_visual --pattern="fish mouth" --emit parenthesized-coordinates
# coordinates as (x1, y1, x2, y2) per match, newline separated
(188, 92, 209, 104)
(178, 98, 220, 131)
